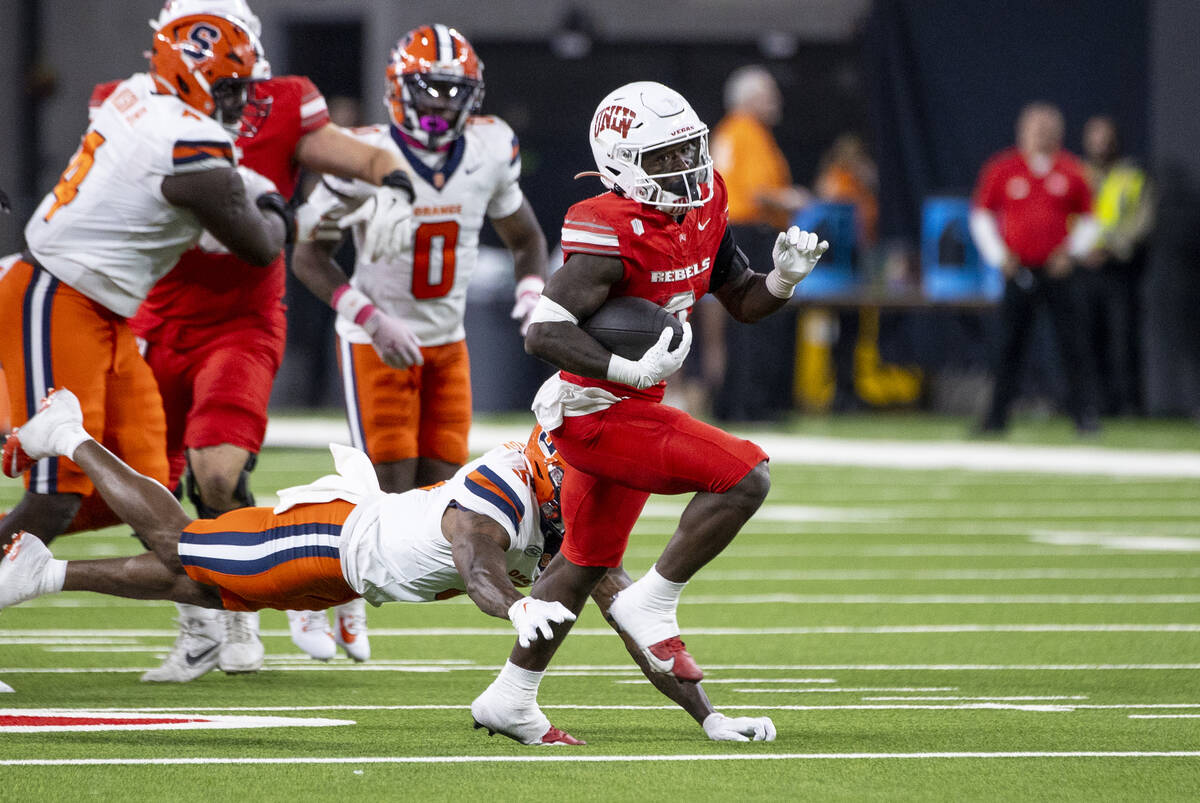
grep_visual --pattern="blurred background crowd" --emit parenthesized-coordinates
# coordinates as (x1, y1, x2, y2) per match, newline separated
(2, 0, 1197, 428)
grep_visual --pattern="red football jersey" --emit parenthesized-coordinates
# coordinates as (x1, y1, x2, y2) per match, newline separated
(88, 76, 331, 344)
(972, 147, 1092, 268)
(558, 171, 730, 402)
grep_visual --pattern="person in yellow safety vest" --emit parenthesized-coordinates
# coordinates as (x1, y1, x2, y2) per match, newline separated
(1079, 115, 1155, 416)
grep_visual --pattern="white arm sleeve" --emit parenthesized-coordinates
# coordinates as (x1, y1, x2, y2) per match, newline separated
(527, 295, 579, 326)
(1067, 215, 1102, 258)
(968, 208, 1010, 267)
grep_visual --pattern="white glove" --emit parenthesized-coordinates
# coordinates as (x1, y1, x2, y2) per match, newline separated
(702, 712, 777, 742)
(511, 276, 545, 336)
(605, 321, 692, 390)
(338, 179, 415, 263)
(361, 307, 424, 369)
(507, 596, 577, 648)
(765, 226, 830, 298)
(294, 201, 350, 243)
(195, 167, 281, 254)
(236, 165, 279, 200)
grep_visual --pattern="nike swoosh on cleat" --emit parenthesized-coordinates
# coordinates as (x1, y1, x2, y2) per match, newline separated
(185, 643, 219, 666)
(641, 647, 675, 674)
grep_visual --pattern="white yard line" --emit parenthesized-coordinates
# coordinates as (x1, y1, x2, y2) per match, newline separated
(5, 751, 1200, 767)
(677, 594, 1200, 604)
(4, 624, 1197, 642)
(693, 569, 1200, 581)
(1128, 714, 1200, 719)
(265, 419, 1200, 478)
(4, 663, 1200, 675)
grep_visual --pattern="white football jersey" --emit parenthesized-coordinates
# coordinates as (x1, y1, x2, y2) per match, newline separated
(340, 440, 545, 604)
(24, 73, 237, 317)
(305, 116, 525, 346)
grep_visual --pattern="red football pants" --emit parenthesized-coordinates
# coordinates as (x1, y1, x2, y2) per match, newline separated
(552, 399, 767, 567)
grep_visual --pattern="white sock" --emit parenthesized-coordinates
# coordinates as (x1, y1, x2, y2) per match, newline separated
(613, 565, 687, 646)
(41, 559, 67, 595)
(176, 602, 217, 621)
(493, 660, 544, 705)
(636, 564, 688, 611)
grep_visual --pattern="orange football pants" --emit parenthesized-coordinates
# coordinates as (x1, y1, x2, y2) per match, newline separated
(0, 257, 168, 496)
(178, 500, 359, 612)
(338, 337, 471, 465)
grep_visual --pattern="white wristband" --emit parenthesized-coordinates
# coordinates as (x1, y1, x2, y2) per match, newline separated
(764, 268, 797, 299)
(606, 353, 644, 388)
(331, 283, 377, 327)
(514, 275, 545, 300)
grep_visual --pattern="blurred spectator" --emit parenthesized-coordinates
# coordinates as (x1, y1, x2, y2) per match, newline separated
(969, 102, 1102, 434)
(700, 66, 810, 421)
(1078, 115, 1154, 415)
(815, 133, 879, 248)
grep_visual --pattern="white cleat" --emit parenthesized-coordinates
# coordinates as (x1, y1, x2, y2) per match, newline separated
(334, 597, 371, 662)
(2, 388, 89, 477)
(287, 609, 336, 661)
(219, 610, 264, 673)
(141, 612, 225, 683)
(470, 684, 584, 746)
(0, 532, 55, 609)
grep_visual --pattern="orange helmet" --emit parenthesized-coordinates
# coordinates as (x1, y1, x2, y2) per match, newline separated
(386, 24, 484, 149)
(149, 12, 269, 135)
(523, 425, 566, 557)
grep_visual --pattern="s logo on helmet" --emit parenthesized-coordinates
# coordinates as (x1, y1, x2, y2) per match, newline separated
(181, 23, 221, 62)
(593, 104, 637, 139)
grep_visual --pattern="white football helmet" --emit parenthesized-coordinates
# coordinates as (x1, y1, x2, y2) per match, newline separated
(150, 0, 262, 37)
(588, 81, 713, 212)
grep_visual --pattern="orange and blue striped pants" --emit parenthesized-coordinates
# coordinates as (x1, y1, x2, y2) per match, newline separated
(178, 500, 359, 612)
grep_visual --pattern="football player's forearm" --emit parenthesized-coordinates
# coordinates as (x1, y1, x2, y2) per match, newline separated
(451, 533, 523, 619)
(717, 272, 790, 323)
(295, 124, 406, 185)
(291, 241, 347, 305)
(494, 201, 548, 280)
(524, 321, 613, 378)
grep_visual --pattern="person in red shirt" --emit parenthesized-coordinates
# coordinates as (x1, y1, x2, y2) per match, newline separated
(969, 102, 1102, 434)
(89, 0, 415, 681)
(468, 81, 827, 745)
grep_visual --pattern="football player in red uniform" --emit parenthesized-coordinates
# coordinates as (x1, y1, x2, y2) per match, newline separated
(470, 81, 826, 744)
(87, 0, 417, 681)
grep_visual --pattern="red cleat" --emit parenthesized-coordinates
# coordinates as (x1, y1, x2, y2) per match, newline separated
(2, 431, 33, 478)
(540, 726, 585, 746)
(645, 636, 703, 683)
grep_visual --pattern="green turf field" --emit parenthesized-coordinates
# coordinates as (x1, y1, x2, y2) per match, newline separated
(2, 419, 1199, 801)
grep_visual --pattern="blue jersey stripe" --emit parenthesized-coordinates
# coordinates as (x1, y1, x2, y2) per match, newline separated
(476, 465, 525, 519)
(464, 477, 520, 532)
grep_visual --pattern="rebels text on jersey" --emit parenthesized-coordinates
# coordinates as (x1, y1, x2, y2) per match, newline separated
(558, 170, 730, 401)
(305, 115, 525, 347)
(24, 73, 237, 318)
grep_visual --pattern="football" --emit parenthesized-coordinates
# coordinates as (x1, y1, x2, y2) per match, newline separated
(580, 296, 684, 361)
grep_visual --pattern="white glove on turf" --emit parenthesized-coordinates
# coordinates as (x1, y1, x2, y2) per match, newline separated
(511, 276, 545, 336)
(606, 321, 693, 390)
(702, 712, 778, 742)
(765, 226, 829, 298)
(507, 597, 577, 648)
(339, 181, 415, 263)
